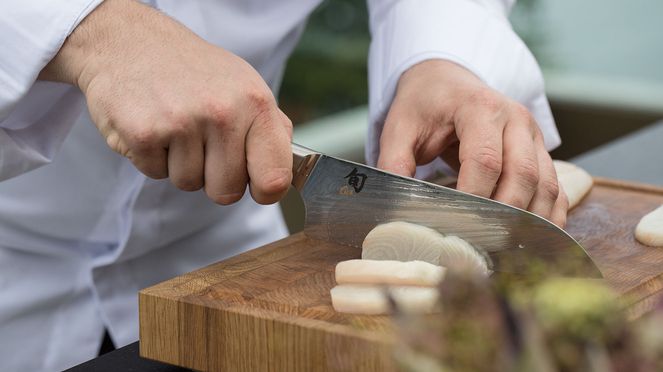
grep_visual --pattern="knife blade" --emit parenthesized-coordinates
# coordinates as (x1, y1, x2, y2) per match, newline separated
(291, 143, 602, 278)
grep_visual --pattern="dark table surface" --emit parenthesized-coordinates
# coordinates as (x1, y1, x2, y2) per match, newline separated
(65, 342, 188, 372)
(571, 120, 663, 185)
(67, 120, 663, 371)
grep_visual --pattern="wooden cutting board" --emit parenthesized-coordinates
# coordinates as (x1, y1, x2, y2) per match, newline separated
(139, 177, 663, 371)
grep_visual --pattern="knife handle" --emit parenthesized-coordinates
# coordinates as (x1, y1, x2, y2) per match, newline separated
(292, 143, 320, 191)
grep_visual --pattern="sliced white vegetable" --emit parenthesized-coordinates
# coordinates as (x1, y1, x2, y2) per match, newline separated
(635, 205, 663, 247)
(330, 285, 439, 315)
(335, 259, 445, 286)
(553, 160, 593, 209)
(361, 221, 489, 276)
(361, 222, 444, 265)
(437, 236, 490, 276)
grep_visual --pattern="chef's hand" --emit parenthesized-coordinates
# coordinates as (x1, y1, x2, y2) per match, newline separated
(378, 60, 568, 227)
(38, 0, 292, 205)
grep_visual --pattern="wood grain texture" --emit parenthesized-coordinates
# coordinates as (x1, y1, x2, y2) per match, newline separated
(565, 177, 663, 318)
(139, 178, 663, 371)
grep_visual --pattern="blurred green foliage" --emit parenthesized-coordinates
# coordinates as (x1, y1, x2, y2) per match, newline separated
(277, 0, 546, 125)
(395, 272, 663, 372)
(279, 0, 369, 124)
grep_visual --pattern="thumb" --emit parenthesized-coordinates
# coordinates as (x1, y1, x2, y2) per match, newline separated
(376, 114, 418, 177)
(246, 108, 293, 205)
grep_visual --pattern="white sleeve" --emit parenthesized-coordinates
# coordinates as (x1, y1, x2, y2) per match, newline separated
(366, 0, 560, 175)
(0, 0, 103, 181)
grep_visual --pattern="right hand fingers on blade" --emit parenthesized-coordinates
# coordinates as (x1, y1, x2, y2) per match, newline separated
(455, 109, 505, 198)
(526, 135, 561, 221)
(550, 183, 570, 228)
(245, 108, 293, 205)
(491, 119, 539, 210)
(376, 110, 418, 177)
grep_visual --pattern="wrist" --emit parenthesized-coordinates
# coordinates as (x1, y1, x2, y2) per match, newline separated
(400, 59, 482, 89)
(38, 0, 146, 93)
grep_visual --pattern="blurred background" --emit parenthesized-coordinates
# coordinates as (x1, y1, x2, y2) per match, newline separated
(278, 0, 663, 232)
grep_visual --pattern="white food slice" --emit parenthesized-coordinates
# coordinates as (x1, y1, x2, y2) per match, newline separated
(362, 222, 444, 265)
(437, 236, 490, 276)
(362, 221, 489, 276)
(553, 160, 593, 209)
(335, 259, 445, 287)
(330, 285, 439, 315)
(635, 205, 663, 247)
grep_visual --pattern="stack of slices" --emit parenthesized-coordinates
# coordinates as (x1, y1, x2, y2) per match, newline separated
(330, 221, 489, 315)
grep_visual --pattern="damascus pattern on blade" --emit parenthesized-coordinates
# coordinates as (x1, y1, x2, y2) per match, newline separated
(298, 155, 600, 277)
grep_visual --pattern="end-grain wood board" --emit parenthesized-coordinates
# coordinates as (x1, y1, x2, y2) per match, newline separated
(139, 177, 663, 371)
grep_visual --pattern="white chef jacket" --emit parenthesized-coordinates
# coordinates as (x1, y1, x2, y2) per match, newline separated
(0, 0, 560, 370)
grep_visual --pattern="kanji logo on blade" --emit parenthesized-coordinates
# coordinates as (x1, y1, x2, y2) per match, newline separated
(344, 168, 367, 193)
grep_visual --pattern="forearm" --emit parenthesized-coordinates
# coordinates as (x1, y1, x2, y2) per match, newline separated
(39, 0, 111, 88)
(38, 0, 173, 93)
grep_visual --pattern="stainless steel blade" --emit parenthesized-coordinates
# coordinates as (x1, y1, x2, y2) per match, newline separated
(292, 143, 602, 278)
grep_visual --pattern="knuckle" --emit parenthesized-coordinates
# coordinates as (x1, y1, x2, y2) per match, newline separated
(205, 100, 234, 129)
(510, 103, 539, 137)
(167, 119, 191, 139)
(246, 91, 279, 133)
(130, 127, 159, 151)
(469, 147, 502, 176)
(540, 178, 560, 201)
(247, 88, 275, 113)
(281, 115, 294, 136)
(515, 159, 540, 188)
(511, 102, 534, 121)
(468, 89, 504, 113)
(165, 106, 198, 136)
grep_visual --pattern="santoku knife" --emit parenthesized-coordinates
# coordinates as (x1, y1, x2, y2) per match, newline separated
(291, 143, 601, 278)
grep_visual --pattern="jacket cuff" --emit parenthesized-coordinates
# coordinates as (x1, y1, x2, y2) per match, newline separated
(0, 0, 103, 121)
